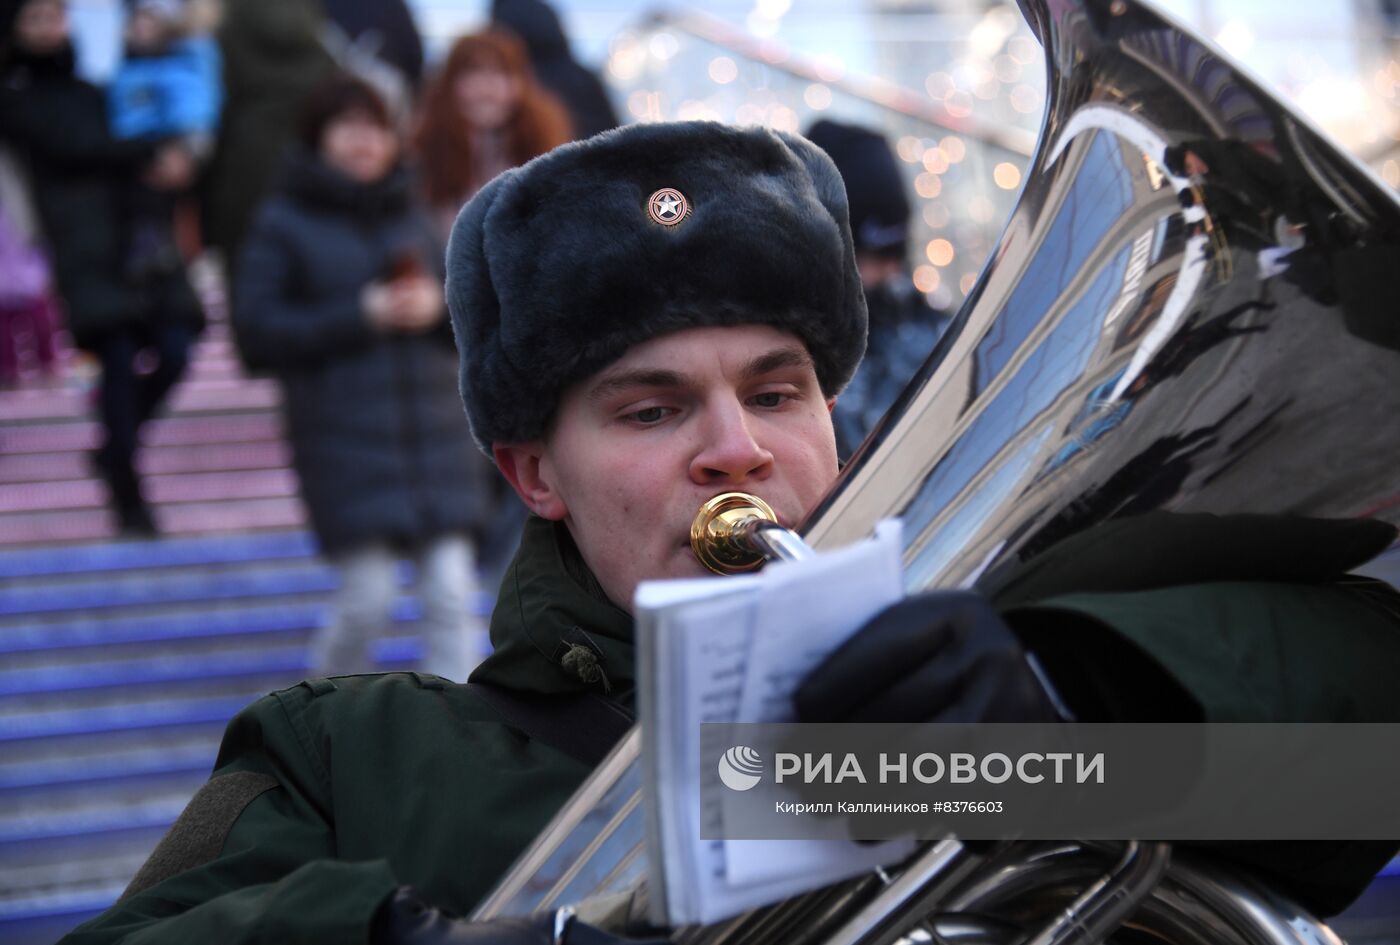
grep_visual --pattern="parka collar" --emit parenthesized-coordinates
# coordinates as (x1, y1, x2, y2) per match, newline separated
(471, 515, 635, 705)
(283, 151, 413, 222)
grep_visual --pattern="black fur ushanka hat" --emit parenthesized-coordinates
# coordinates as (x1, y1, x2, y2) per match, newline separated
(445, 120, 868, 449)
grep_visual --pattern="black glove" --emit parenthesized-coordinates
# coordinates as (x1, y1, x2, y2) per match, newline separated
(794, 591, 1064, 724)
(376, 888, 672, 945)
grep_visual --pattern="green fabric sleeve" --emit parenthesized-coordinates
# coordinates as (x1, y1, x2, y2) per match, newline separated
(1008, 580, 1400, 721)
(58, 690, 400, 945)
(1006, 580, 1400, 916)
(63, 854, 398, 945)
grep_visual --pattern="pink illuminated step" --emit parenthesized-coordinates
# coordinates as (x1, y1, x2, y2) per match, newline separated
(0, 443, 292, 484)
(0, 469, 299, 514)
(0, 497, 307, 544)
(2, 414, 284, 454)
(0, 380, 280, 422)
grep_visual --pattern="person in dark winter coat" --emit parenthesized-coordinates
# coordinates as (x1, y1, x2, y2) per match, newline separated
(490, 0, 618, 140)
(0, 0, 204, 534)
(805, 119, 950, 459)
(60, 121, 1400, 945)
(206, 0, 331, 266)
(233, 76, 488, 682)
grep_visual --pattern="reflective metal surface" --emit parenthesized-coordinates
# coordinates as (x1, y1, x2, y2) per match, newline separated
(807, 0, 1400, 580)
(476, 0, 1400, 939)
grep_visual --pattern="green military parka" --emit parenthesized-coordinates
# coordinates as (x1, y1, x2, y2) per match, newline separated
(60, 514, 1400, 944)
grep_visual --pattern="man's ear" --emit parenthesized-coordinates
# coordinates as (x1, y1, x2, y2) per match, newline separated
(493, 442, 568, 520)
(826, 396, 837, 414)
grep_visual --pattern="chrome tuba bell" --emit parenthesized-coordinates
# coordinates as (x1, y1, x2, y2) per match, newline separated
(472, 0, 1400, 940)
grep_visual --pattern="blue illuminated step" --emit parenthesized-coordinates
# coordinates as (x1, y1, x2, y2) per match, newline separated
(0, 564, 339, 618)
(0, 531, 318, 580)
(0, 887, 122, 925)
(0, 602, 333, 654)
(0, 736, 221, 791)
(0, 693, 264, 742)
(0, 592, 490, 655)
(0, 636, 434, 697)
(0, 791, 196, 845)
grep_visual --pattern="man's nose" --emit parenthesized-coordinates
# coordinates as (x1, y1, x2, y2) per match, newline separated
(690, 399, 774, 485)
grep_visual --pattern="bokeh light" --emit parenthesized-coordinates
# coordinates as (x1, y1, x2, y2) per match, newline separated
(944, 90, 974, 118)
(769, 105, 799, 133)
(922, 148, 950, 174)
(648, 32, 679, 61)
(913, 265, 941, 293)
(803, 84, 833, 110)
(924, 203, 951, 228)
(993, 162, 1022, 189)
(926, 239, 956, 267)
(897, 136, 925, 163)
(925, 71, 956, 100)
(709, 57, 739, 84)
(915, 173, 943, 198)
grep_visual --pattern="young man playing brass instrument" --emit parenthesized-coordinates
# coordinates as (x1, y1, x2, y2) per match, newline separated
(62, 121, 1400, 945)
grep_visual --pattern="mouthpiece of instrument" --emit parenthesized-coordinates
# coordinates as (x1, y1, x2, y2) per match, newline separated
(689, 492, 779, 574)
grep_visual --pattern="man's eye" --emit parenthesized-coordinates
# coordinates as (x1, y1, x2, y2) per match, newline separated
(627, 406, 671, 424)
(750, 392, 787, 408)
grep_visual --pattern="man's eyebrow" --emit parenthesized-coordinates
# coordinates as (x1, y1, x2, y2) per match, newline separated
(742, 345, 814, 379)
(585, 368, 688, 404)
(585, 346, 813, 404)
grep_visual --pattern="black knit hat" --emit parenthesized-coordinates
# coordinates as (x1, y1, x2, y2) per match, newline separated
(804, 119, 910, 260)
(446, 120, 868, 450)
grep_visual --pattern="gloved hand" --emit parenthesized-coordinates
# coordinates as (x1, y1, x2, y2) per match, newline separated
(376, 888, 672, 945)
(794, 591, 1064, 724)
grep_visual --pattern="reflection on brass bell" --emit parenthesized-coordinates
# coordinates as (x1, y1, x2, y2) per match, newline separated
(689, 492, 779, 575)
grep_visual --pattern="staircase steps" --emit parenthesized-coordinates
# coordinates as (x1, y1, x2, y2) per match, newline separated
(0, 263, 496, 942)
(0, 441, 292, 484)
(2, 412, 282, 454)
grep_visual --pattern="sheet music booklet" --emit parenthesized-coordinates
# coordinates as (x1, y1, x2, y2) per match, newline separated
(634, 520, 916, 926)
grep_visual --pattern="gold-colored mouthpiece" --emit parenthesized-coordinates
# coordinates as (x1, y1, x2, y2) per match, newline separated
(689, 492, 779, 575)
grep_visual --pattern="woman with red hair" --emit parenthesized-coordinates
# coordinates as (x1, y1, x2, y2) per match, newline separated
(413, 29, 572, 239)
(413, 29, 573, 582)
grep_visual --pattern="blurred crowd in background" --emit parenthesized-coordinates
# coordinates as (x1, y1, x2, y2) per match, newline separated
(0, 0, 952, 682)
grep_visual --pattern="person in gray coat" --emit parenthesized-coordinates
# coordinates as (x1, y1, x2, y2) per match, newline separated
(234, 75, 489, 681)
